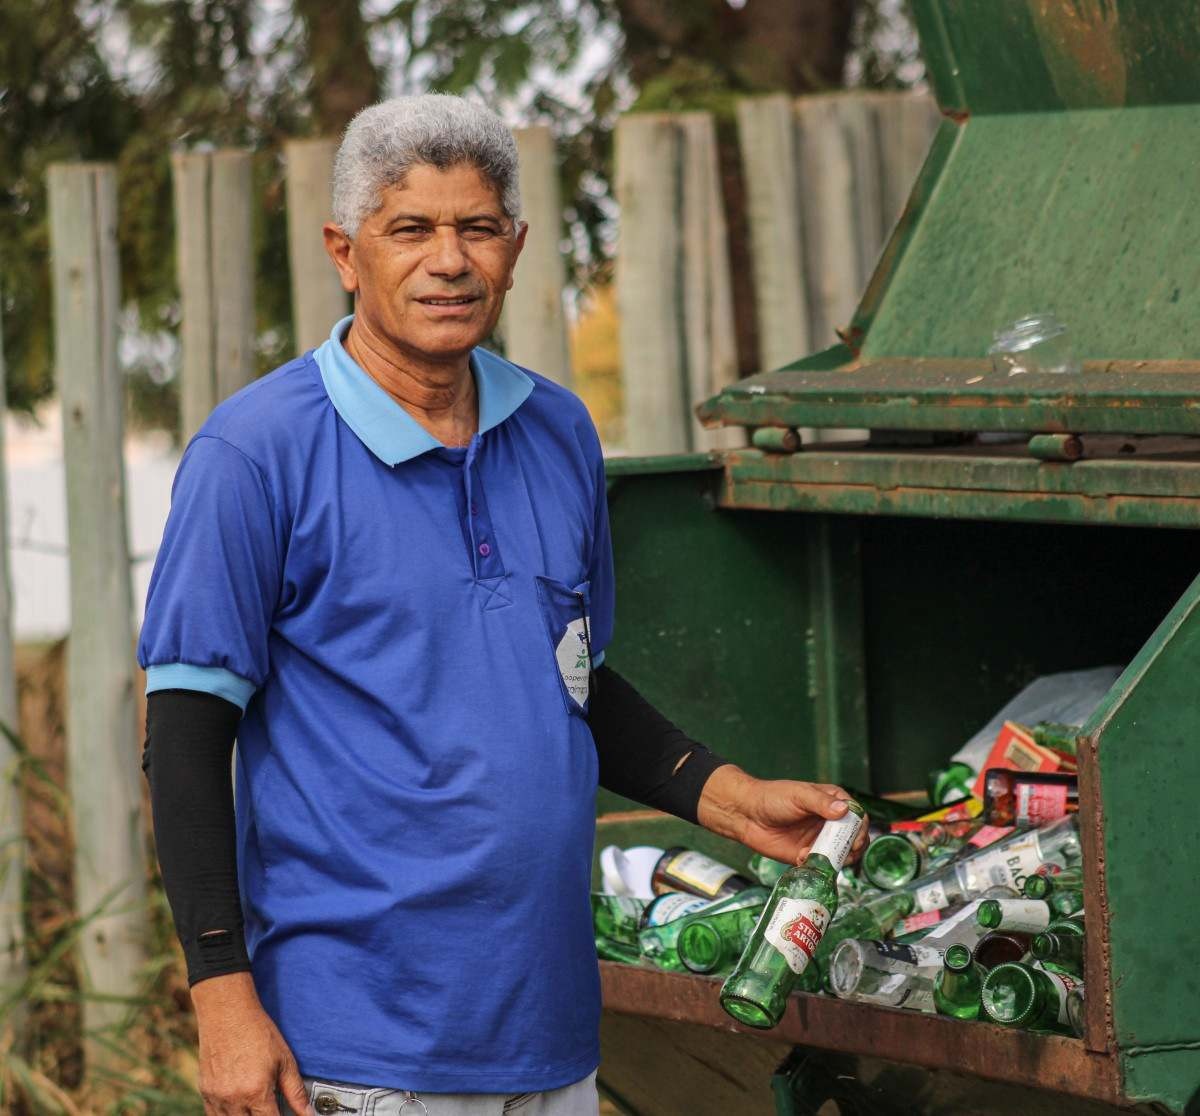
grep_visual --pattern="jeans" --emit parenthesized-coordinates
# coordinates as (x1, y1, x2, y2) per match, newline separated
(278, 1070, 599, 1116)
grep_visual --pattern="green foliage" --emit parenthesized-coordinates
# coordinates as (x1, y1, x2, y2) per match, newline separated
(2, 0, 922, 431)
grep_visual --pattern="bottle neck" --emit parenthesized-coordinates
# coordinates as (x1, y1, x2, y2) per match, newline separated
(802, 852, 837, 880)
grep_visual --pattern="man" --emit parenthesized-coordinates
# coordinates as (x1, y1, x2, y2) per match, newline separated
(139, 94, 863, 1116)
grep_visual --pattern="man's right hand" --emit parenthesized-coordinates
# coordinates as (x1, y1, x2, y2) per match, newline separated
(191, 972, 311, 1115)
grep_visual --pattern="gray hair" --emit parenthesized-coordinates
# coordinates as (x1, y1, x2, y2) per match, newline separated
(332, 94, 522, 237)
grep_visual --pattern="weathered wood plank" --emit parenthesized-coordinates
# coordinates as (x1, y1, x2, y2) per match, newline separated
(503, 126, 573, 385)
(173, 149, 256, 440)
(47, 163, 147, 1049)
(285, 138, 348, 354)
(615, 115, 689, 454)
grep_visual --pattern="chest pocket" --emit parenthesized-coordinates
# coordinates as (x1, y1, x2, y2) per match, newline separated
(534, 575, 594, 716)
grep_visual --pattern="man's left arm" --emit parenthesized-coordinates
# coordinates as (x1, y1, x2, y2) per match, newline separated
(587, 666, 866, 865)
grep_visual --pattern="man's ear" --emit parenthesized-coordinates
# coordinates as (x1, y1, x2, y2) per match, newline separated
(506, 220, 529, 291)
(323, 223, 359, 294)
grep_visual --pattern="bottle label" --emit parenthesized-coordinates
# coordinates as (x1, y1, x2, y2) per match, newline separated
(664, 851, 737, 896)
(990, 899, 1051, 933)
(964, 833, 1043, 893)
(1035, 963, 1081, 1024)
(914, 878, 949, 913)
(1016, 783, 1070, 825)
(871, 940, 944, 971)
(764, 897, 831, 975)
(901, 909, 942, 934)
(810, 809, 864, 871)
(969, 825, 1015, 848)
(644, 893, 711, 927)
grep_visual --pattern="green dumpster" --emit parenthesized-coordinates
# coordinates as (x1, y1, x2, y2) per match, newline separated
(594, 2, 1200, 1112)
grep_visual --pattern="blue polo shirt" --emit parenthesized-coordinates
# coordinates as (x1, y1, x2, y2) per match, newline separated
(138, 316, 614, 1093)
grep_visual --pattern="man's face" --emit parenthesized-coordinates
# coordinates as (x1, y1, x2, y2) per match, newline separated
(326, 163, 526, 365)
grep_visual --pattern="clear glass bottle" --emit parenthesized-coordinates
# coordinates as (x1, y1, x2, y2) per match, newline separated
(987, 313, 1081, 376)
(719, 803, 866, 1029)
(829, 938, 940, 1011)
(911, 817, 1079, 913)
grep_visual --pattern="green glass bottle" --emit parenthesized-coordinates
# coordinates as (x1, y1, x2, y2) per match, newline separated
(639, 887, 769, 970)
(934, 943, 983, 1020)
(1030, 722, 1081, 756)
(1023, 866, 1084, 916)
(595, 936, 643, 965)
(981, 962, 1079, 1032)
(1032, 931, 1085, 976)
(678, 904, 766, 975)
(748, 853, 789, 888)
(927, 761, 975, 806)
(861, 834, 921, 890)
(591, 894, 648, 946)
(1047, 915, 1085, 936)
(719, 803, 866, 1029)
(976, 898, 1052, 933)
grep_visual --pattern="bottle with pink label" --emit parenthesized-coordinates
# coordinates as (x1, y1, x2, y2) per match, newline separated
(719, 802, 866, 1029)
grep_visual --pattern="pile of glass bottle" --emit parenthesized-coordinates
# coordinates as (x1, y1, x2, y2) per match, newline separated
(592, 724, 1085, 1037)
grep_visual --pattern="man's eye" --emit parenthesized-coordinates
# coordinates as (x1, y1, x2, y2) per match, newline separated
(393, 226, 430, 238)
(462, 225, 499, 240)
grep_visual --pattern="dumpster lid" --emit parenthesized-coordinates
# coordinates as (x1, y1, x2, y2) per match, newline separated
(700, 0, 1200, 437)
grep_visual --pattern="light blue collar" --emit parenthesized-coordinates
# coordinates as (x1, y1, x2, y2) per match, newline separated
(314, 315, 535, 465)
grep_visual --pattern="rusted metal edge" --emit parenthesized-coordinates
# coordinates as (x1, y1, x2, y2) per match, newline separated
(1077, 736, 1116, 1063)
(718, 478, 1200, 531)
(600, 963, 1123, 1104)
(726, 448, 1200, 500)
(698, 396, 1200, 438)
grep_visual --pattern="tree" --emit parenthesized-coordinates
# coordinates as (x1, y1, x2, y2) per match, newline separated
(1, 0, 919, 425)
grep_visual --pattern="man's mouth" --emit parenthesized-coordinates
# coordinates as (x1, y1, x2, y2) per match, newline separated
(417, 294, 479, 306)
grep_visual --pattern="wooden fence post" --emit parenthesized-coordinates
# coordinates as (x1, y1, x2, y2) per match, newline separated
(615, 115, 689, 454)
(502, 127, 572, 385)
(616, 114, 745, 455)
(678, 114, 744, 452)
(0, 301, 23, 1019)
(736, 95, 811, 374)
(795, 95, 862, 352)
(173, 150, 256, 441)
(285, 139, 348, 355)
(47, 163, 147, 1048)
(873, 90, 942, 243)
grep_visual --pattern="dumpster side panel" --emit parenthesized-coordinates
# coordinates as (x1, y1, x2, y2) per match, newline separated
(600, 469, 869, 812)
(1090, 573, 1200, 1111)
(912, 0, 1200, 114)
(862, 106, 1200, 363)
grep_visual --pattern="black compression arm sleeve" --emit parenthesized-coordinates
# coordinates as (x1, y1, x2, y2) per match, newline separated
(143, 689, 250, 986)
(587, 665, 731, 824)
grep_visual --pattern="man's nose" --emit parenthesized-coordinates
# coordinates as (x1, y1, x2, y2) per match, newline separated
(425, 226, 470, 278)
